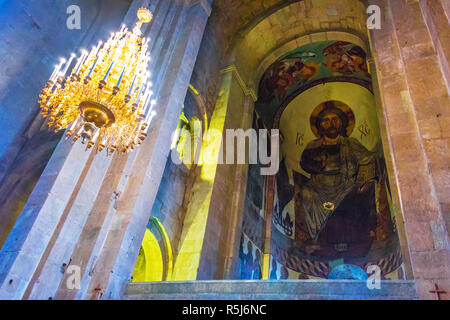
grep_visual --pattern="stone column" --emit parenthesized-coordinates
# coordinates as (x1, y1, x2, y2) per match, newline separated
(72, 1, 210, 299)
(170, 64, 256, 281)
(0, 0, 211, 300)
(368, 58, 415, 280)
(261, 175, 275, 280)
(219, 94, 256, 280)
(419, 0, 450, 90)
(370, 0, 450, 299)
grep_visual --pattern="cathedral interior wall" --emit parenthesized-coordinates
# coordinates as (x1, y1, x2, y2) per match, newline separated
(369, 0, 450, 298)
(147, 89, 206, 266)
(0, 0, 448, 300)
(183, 0, 375, 280)
(0, 0, 133, 249)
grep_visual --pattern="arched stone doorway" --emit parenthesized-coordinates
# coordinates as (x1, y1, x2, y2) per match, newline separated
(132, 217, 173, 282)
(156, 0, 414, 284)
(132, 229, 164, 282)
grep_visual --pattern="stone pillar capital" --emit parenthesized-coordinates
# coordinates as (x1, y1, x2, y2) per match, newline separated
(221, 65, 258, 102)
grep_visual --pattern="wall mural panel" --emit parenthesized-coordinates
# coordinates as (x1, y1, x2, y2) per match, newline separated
(256, 41, 371, 130)
(272, 83, 402, 279)
(240, 41, 403, 280)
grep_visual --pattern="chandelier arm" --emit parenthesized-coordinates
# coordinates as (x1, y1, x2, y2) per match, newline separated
(38, 8, 155, 155)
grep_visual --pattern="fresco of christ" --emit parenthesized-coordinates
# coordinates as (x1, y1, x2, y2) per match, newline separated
(294, 101, 381, 258)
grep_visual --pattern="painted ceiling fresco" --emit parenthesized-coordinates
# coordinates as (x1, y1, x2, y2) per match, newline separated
(255, 41, 372, 129)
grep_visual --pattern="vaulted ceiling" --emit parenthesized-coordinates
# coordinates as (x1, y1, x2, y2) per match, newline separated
(207, 0, 368, 57)
(208, 0, 300, 57)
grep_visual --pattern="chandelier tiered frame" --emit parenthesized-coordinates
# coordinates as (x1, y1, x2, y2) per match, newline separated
(39, 8, 156, 155)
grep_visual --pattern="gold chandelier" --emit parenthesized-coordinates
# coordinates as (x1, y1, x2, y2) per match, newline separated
(39, 8, 156, 154)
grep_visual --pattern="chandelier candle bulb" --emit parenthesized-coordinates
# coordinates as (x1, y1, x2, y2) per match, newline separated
(49, 65, 59, 82)
(144, 110, 156, 131)
(94, 45, 107, 65)
(50, 59, 65, 82)
(49, 66, 59, 83)
(86, 46, 95, 62)
(98, 135, 108, 152)
(128, 75, 137, 96)
(143, 91, 154, 114)
(116, 66, 127, 88)
(87, 129, 101, 149)
(61, 54, 76, 77)
(38, 8, 155, 155)
(103, 60, 115, 82)
(95, 41, 103, 53)
(79, 48, 94, 75)
(72, 124, 85, 142)
(142, 88, 152, 110)
(87, 57, 99, 78)
(74, 50, 88, 75)
(66, 117, 81, 137)
(136, 84, 145, 104)
(66, 120, 84, 140)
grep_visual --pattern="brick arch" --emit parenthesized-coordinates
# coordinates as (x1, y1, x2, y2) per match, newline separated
(147, 217, 174, 281)
(131, 217, 174, 282)
(227, 0, 369, 87)
(0, 132, 62, 248)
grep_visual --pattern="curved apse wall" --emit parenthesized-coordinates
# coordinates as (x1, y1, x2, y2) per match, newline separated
(238, 41, 404, 280)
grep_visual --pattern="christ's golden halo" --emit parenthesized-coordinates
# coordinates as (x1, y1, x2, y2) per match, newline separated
(323, 202, 335, 211)
(310, 100, 355, 138)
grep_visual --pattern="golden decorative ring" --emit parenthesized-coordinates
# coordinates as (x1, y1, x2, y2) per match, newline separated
(137, 8, 153, 23)
(323, 202, 335, 210)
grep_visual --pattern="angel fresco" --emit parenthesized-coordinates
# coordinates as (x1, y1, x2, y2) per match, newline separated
(252, 41, 397, 275)
(257, 41, 371, 109)
(323, 41, 369, 76)
(293, 101, 393, 258)
(258, 57, 319, 103)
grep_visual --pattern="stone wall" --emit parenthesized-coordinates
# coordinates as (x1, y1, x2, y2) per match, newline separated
(417, 0, 450, 236)
(369, 0, 450, 299)
(0, 0, 132, 248)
